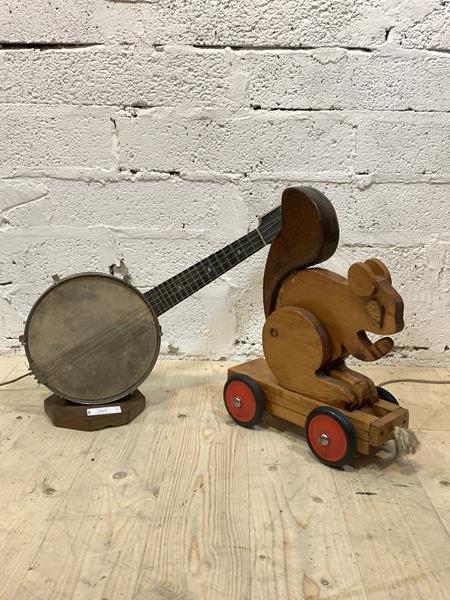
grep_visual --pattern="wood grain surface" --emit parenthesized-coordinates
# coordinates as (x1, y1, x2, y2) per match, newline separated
(0, 357, 449, 600)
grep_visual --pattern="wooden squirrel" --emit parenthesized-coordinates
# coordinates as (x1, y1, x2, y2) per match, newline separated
(262, 187, 404, 410)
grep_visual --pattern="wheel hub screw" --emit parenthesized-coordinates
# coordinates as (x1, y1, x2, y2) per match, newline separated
(232, 397, 242, 409)
(319, 433, 329, 446)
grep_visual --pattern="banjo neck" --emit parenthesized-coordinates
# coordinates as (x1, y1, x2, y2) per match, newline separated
(144, 209, 282, 317)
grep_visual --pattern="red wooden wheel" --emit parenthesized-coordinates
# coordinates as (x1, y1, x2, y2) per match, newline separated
(306, 407, 356, 468)
(223, 375, 264, 428)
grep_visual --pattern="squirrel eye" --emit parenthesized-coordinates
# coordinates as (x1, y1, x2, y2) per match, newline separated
(367, 300, 384, 327)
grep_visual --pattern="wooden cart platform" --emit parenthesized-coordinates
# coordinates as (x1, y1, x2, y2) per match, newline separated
(228, 358, 409, 458)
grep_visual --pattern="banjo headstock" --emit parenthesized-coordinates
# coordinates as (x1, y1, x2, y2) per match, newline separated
(257, 205, 282, 245)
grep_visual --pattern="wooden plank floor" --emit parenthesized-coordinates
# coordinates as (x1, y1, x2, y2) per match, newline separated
(0, 356, 449, 600)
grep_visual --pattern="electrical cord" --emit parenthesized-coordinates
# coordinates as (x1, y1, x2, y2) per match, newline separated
(0, 371, 32, 387)
(378, 378, 450, 387)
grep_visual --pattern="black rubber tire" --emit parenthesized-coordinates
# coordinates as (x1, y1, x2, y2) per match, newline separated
(376, 386, 399, 405)
(305, 406, 357, 468)
(223, 374, 265, 429)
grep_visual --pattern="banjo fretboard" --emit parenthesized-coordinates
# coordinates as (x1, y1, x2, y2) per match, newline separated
(144, 209, 281, 316)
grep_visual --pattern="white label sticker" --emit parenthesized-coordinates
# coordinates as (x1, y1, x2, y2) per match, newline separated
(87, 406, 122, 417)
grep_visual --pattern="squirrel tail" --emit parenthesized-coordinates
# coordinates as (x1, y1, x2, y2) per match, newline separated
(263, 186, 340, 316)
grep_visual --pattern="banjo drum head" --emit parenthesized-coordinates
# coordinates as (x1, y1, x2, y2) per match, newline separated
(24, 273, 161, 404)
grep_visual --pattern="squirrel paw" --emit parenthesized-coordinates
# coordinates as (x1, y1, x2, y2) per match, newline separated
(373, 337, 394, 358)
(354, 334, 395, 361)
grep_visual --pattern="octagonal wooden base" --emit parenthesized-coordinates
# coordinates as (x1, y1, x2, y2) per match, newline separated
(44, 390, 146, 431)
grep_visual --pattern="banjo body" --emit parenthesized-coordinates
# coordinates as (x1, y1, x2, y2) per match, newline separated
(24, 273, 161, 405)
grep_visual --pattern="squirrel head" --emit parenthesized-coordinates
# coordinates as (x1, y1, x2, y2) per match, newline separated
(348, 259, 404, 335)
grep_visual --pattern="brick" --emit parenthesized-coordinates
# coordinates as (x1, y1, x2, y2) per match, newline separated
(240, 49, 450, 112)
(101, 0, 387, 48)
(392, 4, 450, 51)
(0, 106, 115, 175)
(347, 182, 450, 232)
(0, 0, 102, 43)
(118, 110, 354, 174)
(241, 179, 450, 235)
(1, 177, 246, 236)
(0, 46, 232, 108)
(355, 114, 450, 175)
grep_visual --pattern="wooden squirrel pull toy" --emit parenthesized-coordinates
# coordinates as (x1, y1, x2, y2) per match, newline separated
(224, 187, 410, 468)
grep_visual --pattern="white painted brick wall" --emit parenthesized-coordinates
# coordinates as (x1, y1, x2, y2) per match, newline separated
(0, 1, 449, 366)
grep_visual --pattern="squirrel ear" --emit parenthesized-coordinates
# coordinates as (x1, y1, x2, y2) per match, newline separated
(365, 258, 392, 283)
(348, 262, 378, 297)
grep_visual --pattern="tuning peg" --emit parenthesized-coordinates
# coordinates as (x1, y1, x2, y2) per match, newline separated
(109, 259, 132, 284)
